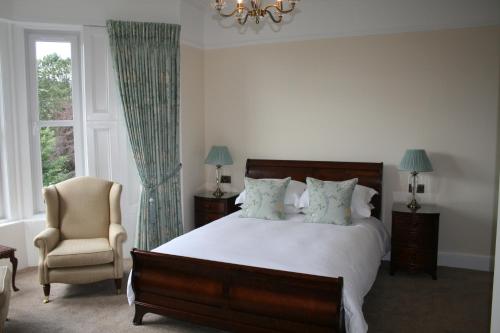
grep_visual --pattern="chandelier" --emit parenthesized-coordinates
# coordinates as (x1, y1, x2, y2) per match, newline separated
(212, 0, 300, 25)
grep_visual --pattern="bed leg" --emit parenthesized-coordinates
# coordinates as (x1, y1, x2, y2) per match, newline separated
(133, 305, 146, 326)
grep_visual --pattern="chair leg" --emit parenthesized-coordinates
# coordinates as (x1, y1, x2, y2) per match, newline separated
(43, 284, 50, 303)
(114, 278, 122, 294)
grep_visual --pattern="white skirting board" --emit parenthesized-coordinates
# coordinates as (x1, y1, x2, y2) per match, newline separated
(383, 252, 493, 272)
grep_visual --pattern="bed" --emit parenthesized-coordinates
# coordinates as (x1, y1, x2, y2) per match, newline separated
(128, 159, 388, 333)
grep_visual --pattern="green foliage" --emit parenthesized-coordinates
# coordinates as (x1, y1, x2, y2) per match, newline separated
(37, 53, 75, 186)
(37, 53, 72, 120)
(40, 128, 73, 186)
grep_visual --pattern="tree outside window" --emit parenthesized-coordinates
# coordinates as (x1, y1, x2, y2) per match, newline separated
(36, 47, 75, 186)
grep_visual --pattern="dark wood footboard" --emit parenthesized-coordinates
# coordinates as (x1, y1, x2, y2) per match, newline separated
(131, 249, 345, 333)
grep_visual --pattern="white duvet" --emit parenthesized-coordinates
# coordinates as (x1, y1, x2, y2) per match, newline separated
(127, 212, 390, 333)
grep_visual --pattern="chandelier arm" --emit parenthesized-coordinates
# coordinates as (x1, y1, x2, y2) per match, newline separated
(264, 2, 295, 14)
(217, 6, 246, 18)
(265, 9, 283, 23)
(238, 13, 250, 25)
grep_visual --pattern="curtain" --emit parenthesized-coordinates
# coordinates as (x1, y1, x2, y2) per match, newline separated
(107, 20, 182, 250)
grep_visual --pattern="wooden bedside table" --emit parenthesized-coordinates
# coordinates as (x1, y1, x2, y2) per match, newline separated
(194, 192, 239, 228)
(390, 203, 440, 280)
(0, 244, 19, 291)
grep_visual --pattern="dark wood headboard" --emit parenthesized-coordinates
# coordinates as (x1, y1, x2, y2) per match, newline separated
(245, 159, 383, 219)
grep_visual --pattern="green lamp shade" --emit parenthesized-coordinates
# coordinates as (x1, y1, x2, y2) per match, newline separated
(399, 149, 433, 172)
(205, 146, 233, 166)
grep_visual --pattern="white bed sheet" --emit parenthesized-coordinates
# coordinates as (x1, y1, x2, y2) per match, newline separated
(127, 212, 390, 333)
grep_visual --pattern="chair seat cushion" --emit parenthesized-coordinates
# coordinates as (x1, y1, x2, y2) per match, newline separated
(46, 238, 114, 268)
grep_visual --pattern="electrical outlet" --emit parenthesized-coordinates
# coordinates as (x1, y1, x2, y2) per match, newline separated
(221, 175, 231, 184)
(409, 184, 425, 193)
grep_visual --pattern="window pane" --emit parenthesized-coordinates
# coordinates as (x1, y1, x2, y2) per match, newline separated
(36, 42, 73, 121)
(40, 126, 75, 186)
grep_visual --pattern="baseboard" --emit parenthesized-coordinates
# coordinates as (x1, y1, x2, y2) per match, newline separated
(437, 251, 493, 272)
(383, 251, 493, 272)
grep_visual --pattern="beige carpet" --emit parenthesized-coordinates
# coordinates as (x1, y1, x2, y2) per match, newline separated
(3, 263, 492, 333)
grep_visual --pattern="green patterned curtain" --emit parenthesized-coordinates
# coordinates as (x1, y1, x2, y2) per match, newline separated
(107, 20, 182, 250)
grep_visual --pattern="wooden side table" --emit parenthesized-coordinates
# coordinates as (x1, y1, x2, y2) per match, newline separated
(390, 203, 440, 280)
(0, 245, 19, 291)
(194, 192, 239, 228)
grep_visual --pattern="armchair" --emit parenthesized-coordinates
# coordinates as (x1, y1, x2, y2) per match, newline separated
(0, 266, 11, 332)
(33, 177, 127, 303)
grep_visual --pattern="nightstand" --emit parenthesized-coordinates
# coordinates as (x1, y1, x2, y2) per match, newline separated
(194, 192, 239, 228)
(390, 203, 440, 280)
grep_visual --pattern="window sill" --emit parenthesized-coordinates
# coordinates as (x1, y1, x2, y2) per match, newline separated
(0, 214, 45, 226)
(24, 214, 45, 222)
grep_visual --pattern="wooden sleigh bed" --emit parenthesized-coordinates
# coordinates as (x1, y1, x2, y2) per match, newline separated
(131, 159, 383, 333)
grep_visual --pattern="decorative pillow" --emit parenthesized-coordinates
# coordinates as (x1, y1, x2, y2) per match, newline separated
(235, 179, 306, 207)
(298, 184, 377, 218)
(304, 177, 358, 225)
(240, 177, 291, 220)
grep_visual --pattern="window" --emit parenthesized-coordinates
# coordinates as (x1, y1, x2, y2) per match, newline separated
(0, 158, 4, 220)
(0, 59, 6, 220)
(27, 32, 83, 212)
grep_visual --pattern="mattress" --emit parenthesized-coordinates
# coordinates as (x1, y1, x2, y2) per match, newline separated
(127, 211, 390, 333)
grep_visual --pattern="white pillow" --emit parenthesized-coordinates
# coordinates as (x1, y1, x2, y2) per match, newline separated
(235, 179, 306, 207)
(298, 184, 377, 218)
(284, 205, 302, 214)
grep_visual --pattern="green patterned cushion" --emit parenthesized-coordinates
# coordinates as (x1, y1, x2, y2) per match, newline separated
(240, 177, 291, 220)
(305, 177, 358, 225)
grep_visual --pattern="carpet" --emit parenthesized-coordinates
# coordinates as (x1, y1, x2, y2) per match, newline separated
(3, 262, 492, 332)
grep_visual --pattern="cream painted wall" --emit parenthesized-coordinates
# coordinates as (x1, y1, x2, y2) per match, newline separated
(491, 182, 500, 331)
(204, 27, 500, 259)
(181, 44, 205, 231)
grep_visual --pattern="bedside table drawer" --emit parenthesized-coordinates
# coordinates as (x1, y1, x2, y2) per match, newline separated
(195, 212, 225, 227)
(392, 212, 437, 233)
(393, 247, 433, 271)
(195, 199, 225, 213)
(194, 192, 238, 229)
(392, 228, 436, 248)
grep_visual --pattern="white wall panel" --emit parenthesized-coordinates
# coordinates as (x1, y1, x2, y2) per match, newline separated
(82, 26, 139, 256)
(86, 124, 118, 179)
(83, 27, 115, 121)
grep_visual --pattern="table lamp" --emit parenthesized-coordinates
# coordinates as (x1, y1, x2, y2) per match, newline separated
(399, 149, 433, 210)
(205, 146, 233, 198)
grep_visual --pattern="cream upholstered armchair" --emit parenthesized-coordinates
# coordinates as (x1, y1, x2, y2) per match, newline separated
(0, 266, 11, 332)
(33, 177, 127, 303)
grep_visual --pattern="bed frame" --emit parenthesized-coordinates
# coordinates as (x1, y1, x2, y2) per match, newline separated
(131, 159, 383, 332)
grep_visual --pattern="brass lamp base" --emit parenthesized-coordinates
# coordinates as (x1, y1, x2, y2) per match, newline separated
(407, 198, 421, 210)
(213, 186, 224, 198)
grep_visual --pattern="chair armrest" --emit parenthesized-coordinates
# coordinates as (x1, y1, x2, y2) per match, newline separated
(33, 228, 60, 253)
(109, 224, 127, 250)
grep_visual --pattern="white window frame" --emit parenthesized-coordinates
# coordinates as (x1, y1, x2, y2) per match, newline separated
(0, 147, 5, 220)
(26, 31, 84, 213)
(0, 52, 7, 221)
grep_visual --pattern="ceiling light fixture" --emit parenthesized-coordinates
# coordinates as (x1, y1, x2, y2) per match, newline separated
(212, 0, 300, 25)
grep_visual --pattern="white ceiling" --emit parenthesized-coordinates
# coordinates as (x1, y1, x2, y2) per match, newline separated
(196, 0, 500, 49)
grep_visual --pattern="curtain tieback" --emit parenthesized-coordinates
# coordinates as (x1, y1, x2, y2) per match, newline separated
(143, 163, 182, 225)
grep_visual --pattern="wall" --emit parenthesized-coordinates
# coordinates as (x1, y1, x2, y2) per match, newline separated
(180, 44, 206, 231)
(204, 27, 500, 265)
(492, 181, 500, 332)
